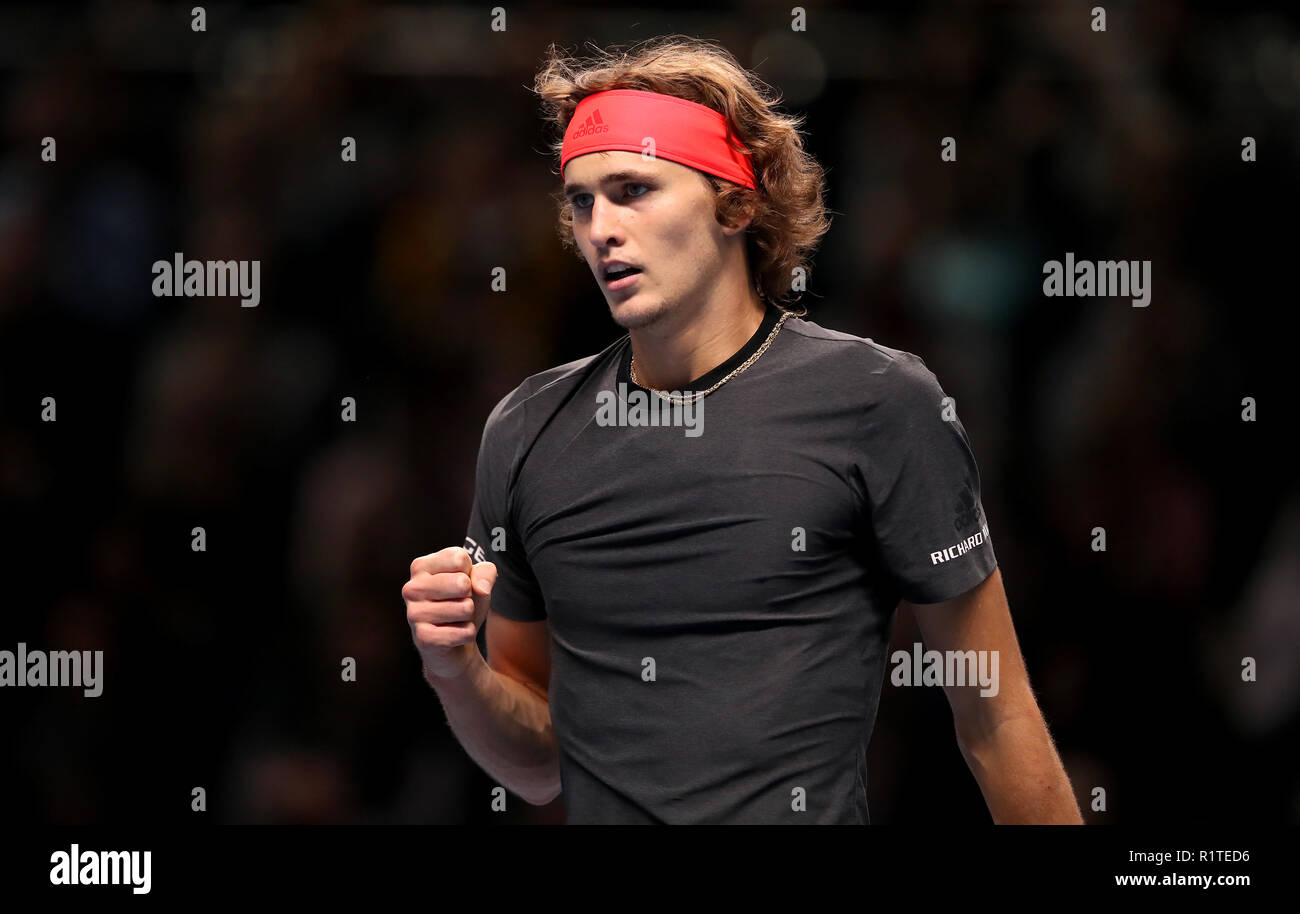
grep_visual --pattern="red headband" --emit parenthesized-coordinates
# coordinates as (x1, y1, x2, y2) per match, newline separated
(560, 89, 757, 191)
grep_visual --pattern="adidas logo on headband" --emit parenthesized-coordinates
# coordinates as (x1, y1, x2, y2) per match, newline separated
(569, 109, 609, 140)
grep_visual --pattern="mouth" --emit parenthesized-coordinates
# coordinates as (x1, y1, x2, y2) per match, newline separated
(603, 266, 643, 291)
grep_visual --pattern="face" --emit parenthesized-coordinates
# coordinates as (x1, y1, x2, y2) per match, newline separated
(563, 150, 743, 331)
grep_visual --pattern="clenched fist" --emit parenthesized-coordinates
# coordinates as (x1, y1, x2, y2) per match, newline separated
(404, 546, 497, 680)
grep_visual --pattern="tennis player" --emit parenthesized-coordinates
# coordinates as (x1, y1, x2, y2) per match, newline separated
(403, 37, 1082, 824)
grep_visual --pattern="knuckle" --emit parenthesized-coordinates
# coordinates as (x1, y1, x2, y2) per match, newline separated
(435, 572, 467, 599)
(407, 594, 474, 628)
(414, 624, 441, 647)
(439, 544, 470, 566)
(408, 601, 440, 624)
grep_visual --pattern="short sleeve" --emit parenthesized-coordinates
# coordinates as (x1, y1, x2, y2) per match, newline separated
(463, 387, 547, 621)
(856, 352, 997, 604)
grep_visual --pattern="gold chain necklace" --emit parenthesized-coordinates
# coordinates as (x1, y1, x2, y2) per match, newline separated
(629, 311, 791, 404)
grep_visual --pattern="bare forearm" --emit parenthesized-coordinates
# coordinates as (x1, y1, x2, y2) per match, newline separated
(957, 711, 1083, 824)
(425, 650, 561, 805)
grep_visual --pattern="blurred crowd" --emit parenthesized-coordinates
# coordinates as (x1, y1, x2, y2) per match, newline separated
(0, 1, 1296, 823)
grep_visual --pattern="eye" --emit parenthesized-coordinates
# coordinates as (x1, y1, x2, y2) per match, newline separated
(571, 183, 652, 211)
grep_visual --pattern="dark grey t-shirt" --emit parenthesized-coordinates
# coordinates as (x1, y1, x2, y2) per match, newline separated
(463, 302, 998, 824)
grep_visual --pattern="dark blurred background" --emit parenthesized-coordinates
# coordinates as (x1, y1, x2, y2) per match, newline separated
(1, 0, 1297, 824)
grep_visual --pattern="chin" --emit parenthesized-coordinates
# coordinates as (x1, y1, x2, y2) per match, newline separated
(608, 296, 668, 331)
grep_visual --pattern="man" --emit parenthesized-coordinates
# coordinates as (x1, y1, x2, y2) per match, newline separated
(403, 37, 1082, 824)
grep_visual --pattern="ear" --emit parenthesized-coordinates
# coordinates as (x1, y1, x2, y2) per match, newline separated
(719, 198, 758, 236)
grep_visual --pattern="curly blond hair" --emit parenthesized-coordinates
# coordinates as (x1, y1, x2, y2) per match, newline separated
(532, 36, 831, 315)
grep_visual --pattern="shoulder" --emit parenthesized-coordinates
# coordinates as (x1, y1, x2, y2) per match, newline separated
(781, 313, 944, 411)
(485, 354, 596, 421)
(479, 338, 624, 442)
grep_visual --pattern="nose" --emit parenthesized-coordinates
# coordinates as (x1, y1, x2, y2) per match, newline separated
(586, 194, 623, 248)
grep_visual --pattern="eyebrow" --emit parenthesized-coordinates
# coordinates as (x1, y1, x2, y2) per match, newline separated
(563, 170, 657, 199)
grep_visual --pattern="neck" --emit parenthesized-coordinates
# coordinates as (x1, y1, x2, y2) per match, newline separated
(629, 286, 767, 392)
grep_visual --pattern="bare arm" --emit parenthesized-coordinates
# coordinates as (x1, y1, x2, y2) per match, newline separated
(424, 649, 561, 806)
(907, 567, 1083, 824)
